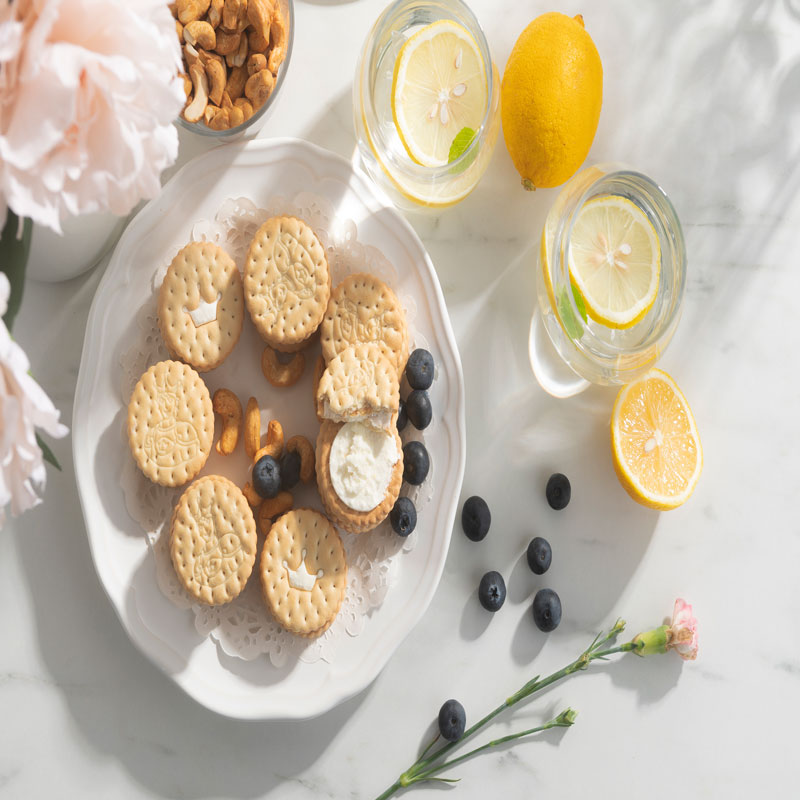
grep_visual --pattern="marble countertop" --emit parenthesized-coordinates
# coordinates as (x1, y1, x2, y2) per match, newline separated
(2, 0, 799, 797)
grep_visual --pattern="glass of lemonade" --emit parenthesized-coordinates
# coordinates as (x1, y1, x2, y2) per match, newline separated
(354, 0, 501, 210)
(530, 164, 687, 395)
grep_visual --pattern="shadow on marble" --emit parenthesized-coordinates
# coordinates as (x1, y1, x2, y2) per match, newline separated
(509, 603, 547, 667)
(300, 86, 358, 163)
(458, 587, 493, 641)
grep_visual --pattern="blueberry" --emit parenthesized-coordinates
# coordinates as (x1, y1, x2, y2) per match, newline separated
(478, 571, 506, 612)
(406, 390, 432, 430)
(526, 537, 552, 575)
(402, 441, 429, 485)
(252, 455, 281, 498)
(279, 450, 301, 490)
(390, 496, 417, 537)
(438, 699, 466, 742)
(406, 348, 434, 390)
(532, 588, 562, 632)
(396, 398, 408, 432)
(461, 496, 491, 542)
(546, 473, 571, 510)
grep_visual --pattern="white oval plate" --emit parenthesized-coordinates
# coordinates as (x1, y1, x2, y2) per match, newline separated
(72, 138, 465, 719)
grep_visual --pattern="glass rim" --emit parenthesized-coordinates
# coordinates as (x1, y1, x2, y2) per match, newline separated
(550, 164, 687, 359)
(176, 0, 294, 140)
(358, 0, 496, 179)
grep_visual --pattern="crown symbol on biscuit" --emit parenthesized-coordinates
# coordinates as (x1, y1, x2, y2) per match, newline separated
(184, 293, 221, 327)
(283, 549, 323, 591)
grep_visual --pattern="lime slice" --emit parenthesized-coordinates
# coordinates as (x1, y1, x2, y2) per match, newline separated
(568, 196, 660, 329)
(391, 20, 488, 168)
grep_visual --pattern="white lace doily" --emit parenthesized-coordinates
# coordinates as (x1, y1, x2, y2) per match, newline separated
(119, 193, 435, 667)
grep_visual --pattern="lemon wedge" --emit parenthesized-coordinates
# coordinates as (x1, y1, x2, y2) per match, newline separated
(568, 195, 660, 329)
(392, 20, 488, 167)
(611, 368, 702, 510)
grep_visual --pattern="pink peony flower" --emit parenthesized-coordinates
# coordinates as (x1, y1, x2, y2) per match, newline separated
(0, 0, 185, 233)
(667, 598, 698, 661)
(0, 273, 68, 524)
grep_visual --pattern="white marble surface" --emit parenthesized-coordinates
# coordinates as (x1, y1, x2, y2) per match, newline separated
(2, 0, 799, 797)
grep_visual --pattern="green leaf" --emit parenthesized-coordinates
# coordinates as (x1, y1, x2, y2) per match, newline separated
(0, 211, 32, 334)
(557, 283, 588, 340)
(36, 433, 62, 471)
(448, 127, 476, 163)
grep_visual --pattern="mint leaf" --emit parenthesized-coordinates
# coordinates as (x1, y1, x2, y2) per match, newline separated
(557, 284, 588, 340)
(448, 127, 476, 163)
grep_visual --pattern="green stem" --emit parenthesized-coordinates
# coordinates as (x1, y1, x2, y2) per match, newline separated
(411, 715, 573, 783)
(374, 621, 632, 799)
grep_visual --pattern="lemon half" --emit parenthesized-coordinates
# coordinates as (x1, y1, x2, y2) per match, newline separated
(391, 20, 488, 168)
(568, 195, 660, 329)
(611, 368, 702, 510)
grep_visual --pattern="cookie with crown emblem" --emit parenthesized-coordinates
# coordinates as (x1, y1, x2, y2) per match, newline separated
(170, 475, 258, 605)
(320, 272, 409, 373)
(158, 241, 244, 372)
(259, 508, 347, 638)
(316, 342, 399, 431)
(243, 216, 331, 352)
(127, 360, 214, 487)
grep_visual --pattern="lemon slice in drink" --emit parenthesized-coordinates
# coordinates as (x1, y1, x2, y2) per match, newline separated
(611, 368, 702, 510)
(568, 195, 660, 329)
(391, 20, 488, 168)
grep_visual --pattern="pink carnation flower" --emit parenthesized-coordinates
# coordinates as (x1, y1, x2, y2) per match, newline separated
(0, 0, 185, 233)
(667, 598, 698, 661)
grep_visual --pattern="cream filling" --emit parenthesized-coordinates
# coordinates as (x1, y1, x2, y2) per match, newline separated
(329, 421, 399, 512)
(321, 399, 393, 432)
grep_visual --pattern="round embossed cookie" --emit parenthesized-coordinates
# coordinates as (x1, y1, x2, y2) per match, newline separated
(170, 475, 258, 605)
(316, 343, 399, 429)
(315, 420, 404, 534)
(158, 241, 244, 371)
(127, 360, 214, 487)
(260, 508, 347, 638)
(243, 216, 331, 351)
(320, 273, 409, 373)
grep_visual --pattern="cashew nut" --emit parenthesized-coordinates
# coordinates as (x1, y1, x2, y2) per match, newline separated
(198, 47, 225, 69)
(247, 0, 272, 51)
(212, 388, 242, 455)
(267, 4, 287, 73)
(175, 19, 184, 40)
(180, 72, 193, 99)
(254, 419, 284, 462)
(261, 345, 303, 387)
(257, 492, 294, 534)
(222, 0, 245, 31)
(234, 97, 254, 121)
(228, 104, 245, 129)
(208, 0, 224, 28)
(247, 53, 267, 76)
(286, 435, 315, 484)
(184, 42, 201, 67)
(244, 396, 261, 459)
(183, 63, 209, 123)
(169, 2, 179, 18)
(204, 58, 226, 106)
(242, 482, 262, 508)
(245, 68, 274, 110)
(184, 20, 216, 51)
(177, 0, 211, 24)
(226, 65, 248, 101)
(214, 27, 241, 56)
(227, 33, 248, 68)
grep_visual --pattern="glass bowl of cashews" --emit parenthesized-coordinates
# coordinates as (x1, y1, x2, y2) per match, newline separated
(172, 0, 294, 140)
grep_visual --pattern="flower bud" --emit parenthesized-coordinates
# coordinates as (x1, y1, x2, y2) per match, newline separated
(631, 625, 669, 656)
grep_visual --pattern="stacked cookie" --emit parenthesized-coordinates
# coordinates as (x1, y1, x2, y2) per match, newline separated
(126, 214, 415, 642)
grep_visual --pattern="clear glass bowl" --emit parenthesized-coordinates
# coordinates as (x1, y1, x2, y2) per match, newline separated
(354, 0, 500, 210)
(534, 164, 687, 390)
(176, 0, 294, 142)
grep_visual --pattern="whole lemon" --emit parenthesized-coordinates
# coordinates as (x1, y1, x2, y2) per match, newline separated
(501, 13, 603, 190)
